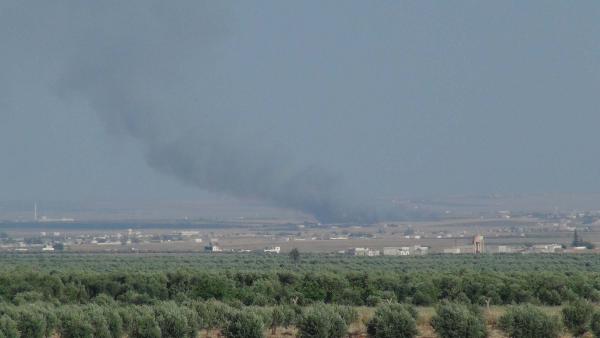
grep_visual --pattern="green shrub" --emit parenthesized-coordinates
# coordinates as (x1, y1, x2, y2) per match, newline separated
(499, 304, 561, 338)
(222, 310, 265, 338)
(92, 294, 116, 306)
(117, 306, 135, 335)
(154, 302, 198, 338)
(102, 306, 123, 338)
(0, 315, 17, 338)
(333, 305, 359, 325)
(129, 306, 161, 338)
(269, 305, 296, 334)
(431, 302, 487, 338)
(16, 308, 47, 338)
(590, 310, 600, 338)
(297, 304, 347, 338)
(562, 299, 593, 336)
(84, 304, 111, 338)
(367, 304, 418, 338)
(192, 300, 232, 331)
(58, 307, 94, 338)
(12, 291, 45, 305)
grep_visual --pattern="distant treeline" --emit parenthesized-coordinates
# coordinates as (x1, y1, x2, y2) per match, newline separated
(0, 254, 598, 337)
(0, 268, 599, 307)
(1, 252, 600, 273)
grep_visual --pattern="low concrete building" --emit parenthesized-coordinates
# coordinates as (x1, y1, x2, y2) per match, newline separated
(497, 245, 513, 253)
(383, 247, 411, 256)
(443, 248, 461, 254)
(264, 246, 281, 254)
(347, 247, 380, 256)
(413, 245, 429, 255)
(530, 244, 562, 253)
(204, 242, 222, 252)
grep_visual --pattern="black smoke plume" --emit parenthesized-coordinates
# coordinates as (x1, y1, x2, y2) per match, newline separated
(57, 2, 375, 223)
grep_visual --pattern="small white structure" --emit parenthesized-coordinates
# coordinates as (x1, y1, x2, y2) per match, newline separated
(205, 242, 222, 252)
(443, 248, 461, 254)
(42, 244, 54, 252)
(179, 231, 200, 236)
(264, 246, 281, 254)
(366, 249, 380, 256)
(347, 247, 380, 256)
(498, 245, 513, 253)
(383, 247, 411, 256)
(530, 244, 562, 253)
(413, 245, 429, 255)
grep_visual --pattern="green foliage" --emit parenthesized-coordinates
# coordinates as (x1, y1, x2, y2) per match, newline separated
(3, 253, 600, 337)
(16, 307, 47, 338)
(154, 301, 198, 338)
(222, 310, 265, 338)
(562, 299, 593, 337)
(290, 248, 301, 264)
(367, 303, 418, 338)
(128, 306, 161, 338)
(102, 307, 123, 338)
(590, 310, 600, 338)
(268, 305, 296, 334)
(13, 291, 45, 305)
(58, 307, 94, 338)
(333, 305, 359, 326)
(191, 300, 232, 330)
(85, 304, 112, 338)
(499, 304, 562, 338)
(431, 302, 487, 338)
(0, 315, 17, 338)
(0, 254, 598, 307)
(297, 304, 347, 338)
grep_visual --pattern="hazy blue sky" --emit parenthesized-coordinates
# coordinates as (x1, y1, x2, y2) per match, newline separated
(1, 1, 599, 209)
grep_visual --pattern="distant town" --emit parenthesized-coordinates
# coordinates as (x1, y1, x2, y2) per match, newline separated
(1, 203, 599, 255)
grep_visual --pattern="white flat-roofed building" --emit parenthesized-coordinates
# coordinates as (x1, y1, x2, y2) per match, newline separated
(264, 246, 281, 254)
(383, 247, 411, 256)
(42, 244, 54, 252)
(414, 245, 429, 255)
(529, 244, 562, 253)
(348, 247, 380, 256)
(498, 245, 511, 253)
(443, 248, 461, 254)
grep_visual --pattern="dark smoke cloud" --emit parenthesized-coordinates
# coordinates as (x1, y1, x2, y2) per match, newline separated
(56, 1, 373, 223)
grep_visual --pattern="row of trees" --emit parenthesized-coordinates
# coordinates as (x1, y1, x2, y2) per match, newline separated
(370, 301, 600, 338)
(1, 269, 600, 306)
(5, 252, 600, 274)
(0, 300, 358, 338)
(5, 298, 600, 337)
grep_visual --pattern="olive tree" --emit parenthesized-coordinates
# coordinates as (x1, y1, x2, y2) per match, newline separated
(499, 304, 561, 338)
(297, 304, 347, 338)
(431, 302, 487, 338)
(222, 310, 265, 338)
(367, 304, 418, 338)
(562, 299, 593, 337)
